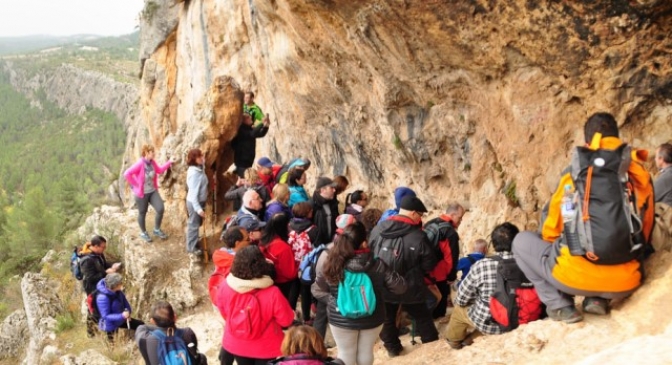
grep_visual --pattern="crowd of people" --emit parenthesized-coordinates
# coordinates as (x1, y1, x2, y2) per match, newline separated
(81, 110, 670, 364)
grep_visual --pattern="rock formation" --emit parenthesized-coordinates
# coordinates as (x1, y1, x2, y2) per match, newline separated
(136, 0, 672, 244)
(0, 309, 28, 360)
(20, 272, 64, 365)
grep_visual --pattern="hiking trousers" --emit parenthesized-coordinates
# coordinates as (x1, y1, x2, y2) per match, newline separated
(186, 201, 205, 253)
(314, 300, 329, 340)
(330, 324, 382, 365)
(512, 231, 637, 311)
(135, 191, 164, 232)
(445, 305, 478, 343)
(380, 302, 438, 351)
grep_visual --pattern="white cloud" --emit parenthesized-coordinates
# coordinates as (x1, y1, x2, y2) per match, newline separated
(0, 0, 144, 37)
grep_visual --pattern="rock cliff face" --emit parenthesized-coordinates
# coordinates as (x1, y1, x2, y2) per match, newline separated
(138, 0, 672, 241)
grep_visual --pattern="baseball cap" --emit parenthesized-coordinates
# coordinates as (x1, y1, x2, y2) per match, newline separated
(257, 157, 273, 169)
(240, 219, 266, 232)
(316, 177, 337, 190)
(400, 196, 428, 213)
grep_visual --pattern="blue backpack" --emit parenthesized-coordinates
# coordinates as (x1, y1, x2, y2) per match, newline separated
(152, 328, 192, 365)
(299, 244, 327, 284)
(336, 270, 376, 318)
(70, 247, 89, 281)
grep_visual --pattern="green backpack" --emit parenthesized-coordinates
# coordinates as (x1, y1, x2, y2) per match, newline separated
(337, 270, 377, 318)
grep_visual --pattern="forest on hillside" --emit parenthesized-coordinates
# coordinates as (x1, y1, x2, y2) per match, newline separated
(0, 68, 126, 317)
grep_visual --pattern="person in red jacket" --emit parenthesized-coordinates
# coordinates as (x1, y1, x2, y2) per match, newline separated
(216, 245, 294, 365)
(208, 226, 251, 305)
(260, 212, 298, 308)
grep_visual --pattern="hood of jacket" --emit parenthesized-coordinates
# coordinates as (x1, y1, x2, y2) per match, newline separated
(96, 277, 116, 296)
(344, 252, 376, 273)
(226, 274, 273, 294)
(378, 215, 421, 238)
(213, 249, 235, 270)
(289, 217, 313, 232)
(393, 187, 416, 209)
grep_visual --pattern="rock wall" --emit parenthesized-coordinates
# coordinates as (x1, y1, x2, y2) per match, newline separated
(137, 0, 672, 242)
(20, 272, 63, 365)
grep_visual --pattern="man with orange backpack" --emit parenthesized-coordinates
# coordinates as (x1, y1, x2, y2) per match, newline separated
(513, 112, 654, 323)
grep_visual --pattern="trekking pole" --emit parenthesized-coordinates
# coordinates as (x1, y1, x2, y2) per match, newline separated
(202, 225, 208, 263)
(126, 308, 130, 330)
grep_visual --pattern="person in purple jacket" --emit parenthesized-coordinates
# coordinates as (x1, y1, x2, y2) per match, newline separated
(123, 144, 172, 242)
(95, 273, 144, 340)
(265, 183, 292, 221)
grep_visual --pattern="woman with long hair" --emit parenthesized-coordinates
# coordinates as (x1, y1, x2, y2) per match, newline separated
(216, 246, 294, 365)
(314, 223, 406, 365)
(265, 183, 292, 221)
(344, 190, 368, 222)
(269, 325, 344, 364)
(123, 144, 172, 242)
(185, 148, 208, 254)
(260, 213, 298, 306)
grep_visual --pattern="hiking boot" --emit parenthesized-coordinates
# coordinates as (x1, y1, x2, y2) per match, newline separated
(139, 231, 153, 242)
(583, 297, 609, 315)
(153, 228, 168, 239)
(386, 346, 402, 358)
(546, 305, 583, 324)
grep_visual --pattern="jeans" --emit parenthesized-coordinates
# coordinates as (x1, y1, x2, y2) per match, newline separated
(186, 201, 205, 252)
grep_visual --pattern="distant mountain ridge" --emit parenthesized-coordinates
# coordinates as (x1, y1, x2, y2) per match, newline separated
(0, 32, 139, 56)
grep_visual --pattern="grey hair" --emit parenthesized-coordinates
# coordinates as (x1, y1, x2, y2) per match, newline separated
(243, 189, 260, 208)
(472, 239, 488, 253)
(105, 273, 123, 289)
(445, 202, 464, 215)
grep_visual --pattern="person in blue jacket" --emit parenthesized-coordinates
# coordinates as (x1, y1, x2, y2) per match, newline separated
(378, 187, 416, 224)
(96, 273, 144, 340)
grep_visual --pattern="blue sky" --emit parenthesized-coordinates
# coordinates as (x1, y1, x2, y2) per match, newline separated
(0, 0, 143, 37)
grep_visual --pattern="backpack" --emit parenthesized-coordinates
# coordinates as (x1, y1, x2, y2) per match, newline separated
(488, 256, 544, 332)
(565, 142, 649, 264)
(299, 244, 327, 285)
(86, 289, 105, 320)
(152, 328, 193, 365)
(228, 290, 267, 340)
(423, 218, 457, 262)
(371, 236, 406, 275)
(288, 226, 314, 264)
(70, 247, 88, 280)
(336, 270, 376, 318)
(221, 215, 240, 240)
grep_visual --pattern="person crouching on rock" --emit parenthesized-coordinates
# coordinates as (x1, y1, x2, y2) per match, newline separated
(215, 245, 294, 365)
(269, 325, 345, 365)
(96, 273, 144, 341)
(123, 144, 172, 243)
(186, 148, 209, 256)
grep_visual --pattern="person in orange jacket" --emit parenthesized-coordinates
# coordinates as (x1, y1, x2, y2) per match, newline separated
(513, 112, 654, 323)
(208, 226, 251, 306)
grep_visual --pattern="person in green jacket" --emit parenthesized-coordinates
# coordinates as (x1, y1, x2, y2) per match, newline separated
(244, 91, 268, 127)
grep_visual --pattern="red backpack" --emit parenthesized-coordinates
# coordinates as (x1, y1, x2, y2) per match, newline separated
(288, 226, 314, 264)
(489, 256, 545, 331)
(228, 290, 268, 340)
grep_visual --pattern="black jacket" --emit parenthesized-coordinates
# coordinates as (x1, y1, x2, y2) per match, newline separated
(313, 252, 406, 330)
(232, 123, 269, 169)
(312, 192, 339, 246)
(81, 253, 111, 295)
(369, 215, 438, 304)
(224, 184, 270, 211)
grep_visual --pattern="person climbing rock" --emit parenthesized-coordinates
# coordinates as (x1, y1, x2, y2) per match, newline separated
(232, 111, 270, 178)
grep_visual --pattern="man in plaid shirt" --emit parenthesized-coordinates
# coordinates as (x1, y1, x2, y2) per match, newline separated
(445, 222, 520, 349)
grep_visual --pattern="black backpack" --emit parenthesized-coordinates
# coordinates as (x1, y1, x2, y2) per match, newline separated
(488, 256, 544, 332)
(371, 236, 406, 275)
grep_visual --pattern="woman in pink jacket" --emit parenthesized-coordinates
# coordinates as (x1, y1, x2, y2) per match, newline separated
(216, 245, 295, 365)
(123, 144, 172, 242)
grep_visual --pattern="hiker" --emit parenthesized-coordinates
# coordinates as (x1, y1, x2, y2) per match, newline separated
(270, 325, 344, 365)
(311, 214, 358, 340)
(369, 195, 439, 357)
(455, 238, 488, 286)
(289, 202, 319, 324)
(225, 168, 271, 211)
(209, 226, 251, 305)
(333, 176, 349, 213)
(344, 190, 368, 221)
(288, 169, 310, 208)
(186, 148, 209, 255)
(135, 301, 206, 365)
(243, 91, 267, 126)
(265, 184, 292, 222)
(513, 112, 654, 323)
(277, 158, 312, 184)
(123, 144, 172, 242)
(654, 142, 672, 206)
(257, 156, 280, 196)
(378, 187, 416, 224)
(424, 203, 465, 319)
(80, 235, 122, 337)
(240, 218, 266, 246)
(95, 273, 144, 340)
(215, 245, 294, 365)
(260, 213, 298, 305)
(314, 222, 406, 365)
(446, 223, 519, 349)
(235, 190, 266, 229)
(232, 111, 270, 178)
(360, 208, 383, 238)
(312, 177, 340, 246)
